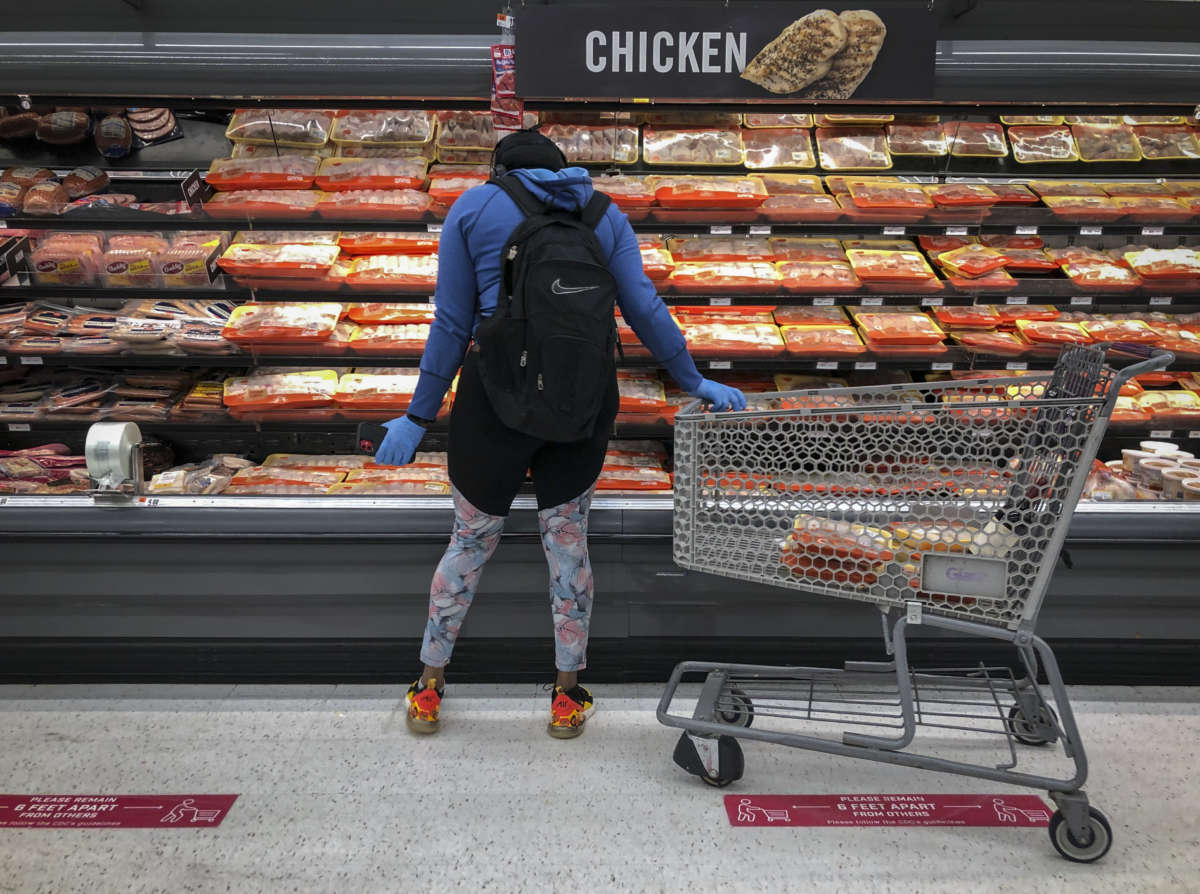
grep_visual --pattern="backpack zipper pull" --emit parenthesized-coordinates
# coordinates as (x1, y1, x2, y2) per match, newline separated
(537, 373, 544, 391)
(507, 245, 519, 261)
(520, 350, 528, 368)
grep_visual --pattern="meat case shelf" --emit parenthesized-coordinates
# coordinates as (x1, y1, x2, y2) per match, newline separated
(3, 84, 1200, 682)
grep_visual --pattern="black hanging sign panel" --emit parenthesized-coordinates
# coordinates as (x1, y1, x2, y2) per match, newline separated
(516, 3, 936, 100)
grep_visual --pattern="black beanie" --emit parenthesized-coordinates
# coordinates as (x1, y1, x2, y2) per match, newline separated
(491, 128, 568, 175)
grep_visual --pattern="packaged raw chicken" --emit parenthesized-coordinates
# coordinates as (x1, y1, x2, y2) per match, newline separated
(334, 370, 421, 409)
(769, 237, 844, 262)
(776, 260, 861, 293)
(217, 242, 340, 277)
(542, 124, 639, 164)
(748, 173, 825, 195)
(232, 230, 338, 246)
(436, 110, 536, 149)
(1165, 181, 1200, 197)
(744, 113, 813, 128)
(221, 303, 341, 344)
(933, 305, 1002, 329)
(1072, 124, 1141, 162)
(1042, 195, 1124, 223)
(231, 142, 333, 160)
(1133, 126, 1200, 160)
(652, 176, 767, 209)
(427, 168, 491, 205)
(338, 232, 438, 255)
(667, 236, 774, 263)
(1110, 196, 1194, 222)
(673, 306, 777, 325)
(1081, 318, 1158, 343)
(595, 467, 672, 492)
(667, 262, 781, 294)
(331, 110, 436, 146)
(1136, 391, 1200, 425)
(617, 370, 668, 410)
(950, 329, 1030, 357)
(348, 323, 430, 354)
(918, 235, 974, 253)
(223, 369, 339, 409)
(232, 466, 345, 489)
(947, 123, 1007, 158)
(853, 311, 945, 345)
(1008, 126, 1079, 163)
(1015, 320, 1092, 346)
(314, 157, 428, 191)
(884, 123, 948, 156)
(773, 305, 848, 326)
(681, 322, 785, 356)
(982, 234, 1044, 250)
(815, 128, 892, 171)
(346, 303, 436, 324)
(204, 189, 320, 218)
(845, 250, 936, 282)
(944, 268, 1017, 292)
(643, 127, 745, 166)
(315, 189, 433, 220)
(1001, 115, 1064, 126)
(936, 244, 1010, 277)
(926, 183, 999, 207)
(992, 304, 1060, 324)
(225, 109, 333, 147)
(987, 183, 1039, 205)
(1061, 262, 1143, 291)
(759, 194, 842, 223)
(345, 254, 438, 291)
(640, 247, 674, 281)
(1125, 248, 1200, 279)
(593, 175, 656, 213)
(781, 324, 865, 357)
(742, 128, 816, 169)
(205, 155, 320, 190)
(846, 180, 933, 210)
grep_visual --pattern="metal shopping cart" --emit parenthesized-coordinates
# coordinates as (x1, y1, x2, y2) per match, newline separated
(657, 344, 1172, 863)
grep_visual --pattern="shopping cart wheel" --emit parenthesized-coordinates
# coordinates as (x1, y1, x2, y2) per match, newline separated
(1049, 806, 1112, 864)
(673, 732, 744, 788)
(717, 689, 755, 729)
(1007, 703, 1059, 747)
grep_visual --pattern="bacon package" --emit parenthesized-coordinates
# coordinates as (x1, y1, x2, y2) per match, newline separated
(221, 303, 342, 344)
(314, 157, 429, 191)
(345, 254, 438, 291)
(315, 189, 434, 220)
(205, 156, 320, 190)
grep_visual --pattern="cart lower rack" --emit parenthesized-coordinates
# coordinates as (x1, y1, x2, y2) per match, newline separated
(658, 344, 1172, 864)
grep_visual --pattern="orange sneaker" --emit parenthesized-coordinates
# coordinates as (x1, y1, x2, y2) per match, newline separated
(405, 678, 443, 734)
(548, 685, 595, 739)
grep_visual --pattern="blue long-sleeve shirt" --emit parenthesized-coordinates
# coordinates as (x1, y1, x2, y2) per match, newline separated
(408, 166, 703, 421)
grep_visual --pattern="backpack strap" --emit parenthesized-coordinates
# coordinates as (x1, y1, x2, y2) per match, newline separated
(580, 191, 612, 230)
(489, 175, 548, 218)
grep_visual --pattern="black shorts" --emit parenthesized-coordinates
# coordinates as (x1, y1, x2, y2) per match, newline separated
(448, 349, 618, 516)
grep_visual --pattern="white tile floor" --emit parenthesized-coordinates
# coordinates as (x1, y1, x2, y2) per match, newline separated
(0, 683, 1197, 894)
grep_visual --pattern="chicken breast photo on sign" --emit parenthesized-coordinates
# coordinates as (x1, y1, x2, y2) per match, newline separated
(797, 10, 888, 100)
(740, 9, 848, 95)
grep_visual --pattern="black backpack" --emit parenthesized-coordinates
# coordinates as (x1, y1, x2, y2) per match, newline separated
(474, 175, 619, 443)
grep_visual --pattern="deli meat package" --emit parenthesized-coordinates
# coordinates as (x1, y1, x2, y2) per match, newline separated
(225, 109, 334, 148)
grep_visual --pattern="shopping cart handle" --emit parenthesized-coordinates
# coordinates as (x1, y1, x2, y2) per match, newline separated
(1108, 344, 1175, 387)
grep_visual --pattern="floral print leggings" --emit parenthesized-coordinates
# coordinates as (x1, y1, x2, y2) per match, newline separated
(420, 484, 596, 672)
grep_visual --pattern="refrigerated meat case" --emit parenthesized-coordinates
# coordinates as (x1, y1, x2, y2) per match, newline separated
(2, 83, 1200, 683)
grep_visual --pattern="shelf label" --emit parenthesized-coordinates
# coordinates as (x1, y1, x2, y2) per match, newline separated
(931, 362, 954, 371)
(204, 247, 222, 282)
(861, 297, 883, 306)
(708, 360, 731, 370)
(1150, 296, 1173, 306)
(709, 297, 732, 306)
(0, 236, 28, 280)
(854, 361, 877, 371)
(944, 226, 968, 236)
(426, 223, 443, 234)
(19, 356, 42, 365)
(1141, 226, 1165, 237)
(136, 496, 162, 508)
(748, 225, 772, 236)
(180, 170, 214, 206)
(1150, 430, 1174, 439)
(1079, 226, 1103, 236)
(924, 296, 944, 306)
(7, 423, 30, 432)
(1006, 296, 1028, 305)
(816, 361, 839, 370)
(1015, 225, 1038, 235)
(813, 297, 835, 307)
(1189, 431, 1200, 440)
(1070, 296, 1093, 306)
(1006, 361, 1028, 370)
(709, 225, 733, 235)
(0, 221, 7, 229)
(882, 226, 906, 236)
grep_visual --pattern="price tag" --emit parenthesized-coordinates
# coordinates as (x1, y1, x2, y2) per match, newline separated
(7, 423, 30, 432)
(1070, 296, 1093, 306)
(748, 225, 772, 236)
(813, 297, 835, 307)
(180, 170, 215, 205)
(1006, 296, 1029, 305)
(0, 497, 7, 505)
(882, 226, 906, 236)
(816, 361, 839, 370)
(709, 225, 733, 235)
(709, 297, 732, 306)
(924, 296, 944, 307)
(1150, 296, 1173, 306)
(426, 223, 443, 233)
(0, 235, 28, 280)
(931, 362, 954, 371)
(708, 360, 731, 370)
(204, 247, 222, 281)
(0, 221, 7, 229)
(1015, 225, 1038, 235)
(854, 361, 877, 371)
(1151, 430, 1174, 439)
(1188, 431, 1200, 440)
(137, 496, 162, 508)
(1080, 226, 1103, 236)
(945, 226, 968, 236)
(861, 296, 883, 306)
(496, 12, 515, 28)
(1141, 226, 1165, 237)
(19, 356, 42, 365)
(1006, 361, 1028, 371)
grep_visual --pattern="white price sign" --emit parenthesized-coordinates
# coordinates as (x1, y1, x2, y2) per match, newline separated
(1080, 226, 1103, 236)
(1141, 226, 1165, 237)
(924, 296, 944, 306)
(748, 225, 772, 236)
(1189, 431, 1200, 440)
(709, 225, 732, 235)
(861, 297, 883, 306)
(1007, 361, 1028, 370)
(945, 226, 968, 236)
(1015, 225, 1038, 235)
(854, 361, 877, 371)
(7, 423, 30, 432)
(19, 356, 42, 365)
(1151, 430, 1174, 439)
(709, 297, 732, 306)
(1070, 296, 1093, 306)
(931, 362, 954, 371)
(426, 223, 443, 233)
(816, 361, 839, 370)
(1150, 296, 1173, 306)
(882, 226, 906, 236)
(1006, 296, 1028, 305)
(708, 360, 731, 370)
(813, 297, 835, 307)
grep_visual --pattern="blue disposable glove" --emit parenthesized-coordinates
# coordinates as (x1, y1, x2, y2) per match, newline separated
(375, 416, 426, 467)
(692, 378, 748, 412)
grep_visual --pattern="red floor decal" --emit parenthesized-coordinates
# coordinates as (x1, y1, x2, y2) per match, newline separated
(0, 794, 238, 828)
(726, 794, 1052, 827)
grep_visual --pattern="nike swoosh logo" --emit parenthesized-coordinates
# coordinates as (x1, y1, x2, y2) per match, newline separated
(550, 278, 600, 295)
